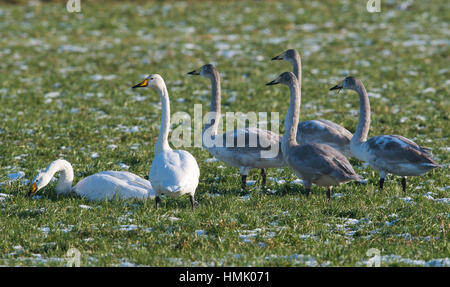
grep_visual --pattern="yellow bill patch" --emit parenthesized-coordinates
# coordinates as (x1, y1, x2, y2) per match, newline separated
(137, 79, 148, 87)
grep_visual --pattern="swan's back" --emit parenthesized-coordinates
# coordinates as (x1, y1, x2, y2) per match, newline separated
(286, 143, 361, 186)
(210, 127, 284, 168)
(365, 135, 441, 175)
(149, 150, 200, 196)
(73, 171, 155, 201)
(297, 120, 353, 157)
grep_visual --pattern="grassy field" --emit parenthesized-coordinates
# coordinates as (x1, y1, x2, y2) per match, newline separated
(0, 0, 448, 266)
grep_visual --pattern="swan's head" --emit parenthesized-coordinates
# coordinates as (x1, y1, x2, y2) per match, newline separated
(132, 74, 166, 90)
(330, 76, 360, 92)
(28, 172, 51, 197)
(266, 72, 297, 86)
(271, 49, 299, 62)
(187, 64, 216, 78)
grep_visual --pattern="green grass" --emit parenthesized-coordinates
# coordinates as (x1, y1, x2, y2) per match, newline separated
(0, 0, 449, 266)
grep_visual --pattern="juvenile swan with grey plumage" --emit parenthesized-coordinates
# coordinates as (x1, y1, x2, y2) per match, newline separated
(330, 76, 441, 192)
(267, 72, 362, 199)
(133, 74, 200, 209)
(187, 64, 284, 189)
(272, 49, 353, 157)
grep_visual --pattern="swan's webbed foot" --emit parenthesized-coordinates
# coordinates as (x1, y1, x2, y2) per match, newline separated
(260, 169, 267, 186)
(326, 187, 332, 201)
(155, 196, 161, 209)
(401, 177, 407, 193)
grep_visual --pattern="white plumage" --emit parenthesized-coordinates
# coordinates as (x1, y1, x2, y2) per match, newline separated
(133, 74, 200, 209)
(29, 159, 155, 201)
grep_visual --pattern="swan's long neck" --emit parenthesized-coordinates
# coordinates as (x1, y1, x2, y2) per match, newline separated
(290, 54, 301, 84)
(282, 77, 301, 153)
(46, 160, 74, 194)
(203, 70, 221, 137)
(155, 85, 172, 154)
(351, 81, 371, 145)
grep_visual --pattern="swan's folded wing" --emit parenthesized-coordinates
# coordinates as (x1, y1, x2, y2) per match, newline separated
(74, 173, 150, 200)
(367, 135, 439, 165)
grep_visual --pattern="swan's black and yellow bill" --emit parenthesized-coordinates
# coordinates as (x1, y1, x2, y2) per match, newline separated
(271, 53, 283, 60)
(266, 77, 281, 86)
(132, 78, 149, 88)
(187, 68, 200, 75)
(27, 182, 37, 197)
(330, 83, 343, 92)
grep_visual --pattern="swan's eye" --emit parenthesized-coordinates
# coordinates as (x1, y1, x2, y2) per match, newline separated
(149, 77, 154, 80)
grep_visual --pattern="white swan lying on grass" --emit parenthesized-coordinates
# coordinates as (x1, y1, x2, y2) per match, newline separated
(28, 159, 155, 201)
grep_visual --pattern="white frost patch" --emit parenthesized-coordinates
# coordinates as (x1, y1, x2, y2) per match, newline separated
(8, 171, 25, 181)
(58, 45, 88, 53)
(118, 225, 138, 231)
(291, 179, 304, 185)
(117, 162, 130, 170)
(195, 230, 207, 237)
(265, 254, 318, 266)
(360, 255, 450, 267)
(204, 158, 218, 163)
(90, 74, 117, 81)
(79, 204, 93, 209)
(246, 180, 256, 186)
(90, 152, 99, 159)
(400, 197, 414, 204)
(107, 144, 118, 150)
(422, 87, 436, 94)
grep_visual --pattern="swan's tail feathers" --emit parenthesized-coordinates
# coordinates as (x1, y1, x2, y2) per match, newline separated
(423, 162, 443, 169)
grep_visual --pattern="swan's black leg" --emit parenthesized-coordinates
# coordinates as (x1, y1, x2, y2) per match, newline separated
(241, 175, 247, 189)
(305, 188, 310, 197)
(379, 178, 385, 190)
(401, 177, 407, 193)
(190, 195, 195, 210)
(326, 187, 332, 201)
(260, 169, 267, 186)
(155, 196, 161, 209)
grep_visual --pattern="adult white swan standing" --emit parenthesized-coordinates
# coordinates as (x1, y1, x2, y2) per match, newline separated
(267, 72, 362, 199)
(330, 76, 441, 192)
(133, 74, 200, 209)
(272, 49, 353, 157)
(187, 64, 284, 189)
(28, 159, 155, 200)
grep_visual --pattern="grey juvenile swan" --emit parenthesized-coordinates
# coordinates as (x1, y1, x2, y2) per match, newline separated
(188, 64, 285, 189)
(272, 49, 353, 157)
(267, 72, 362, 199)
(330, 76, 441, 192)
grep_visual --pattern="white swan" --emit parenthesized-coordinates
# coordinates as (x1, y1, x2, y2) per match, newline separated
(267, 72, 362, 199)
(272, 49, 353, 157)
(28, 159, 155, 201)
(330, 76, 441, 192)
(187, 64, 284, 189)
(133, 74, 200, 209)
